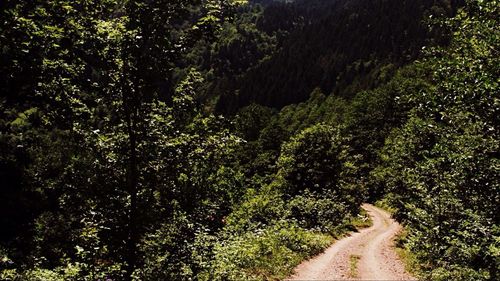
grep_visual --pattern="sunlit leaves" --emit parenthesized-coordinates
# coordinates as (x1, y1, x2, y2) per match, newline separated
(378, 1, 499, 279)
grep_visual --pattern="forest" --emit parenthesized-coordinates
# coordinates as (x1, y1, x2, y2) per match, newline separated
(0, 0, 498, 280)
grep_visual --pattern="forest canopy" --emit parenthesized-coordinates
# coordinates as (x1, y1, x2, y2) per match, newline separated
(0, 0, 498, 280)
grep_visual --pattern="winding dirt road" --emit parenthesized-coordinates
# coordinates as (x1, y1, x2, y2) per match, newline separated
(288, 204, 415, 280)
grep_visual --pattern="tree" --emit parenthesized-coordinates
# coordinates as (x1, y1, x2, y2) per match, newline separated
(275, 124, 363, 231)
(379, 1, 499, 279)
(0, 0, 246, 279)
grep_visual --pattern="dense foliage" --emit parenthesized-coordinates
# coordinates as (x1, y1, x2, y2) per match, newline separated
(1, 0, 497, 280)
(0, 0, 365, 279)
(216, 0, 463, 113)
(0, 0, 247, 279)
(375, 1, 499, 279)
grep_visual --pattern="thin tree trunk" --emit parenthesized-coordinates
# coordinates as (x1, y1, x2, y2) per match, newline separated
(123, 86, 140, 280)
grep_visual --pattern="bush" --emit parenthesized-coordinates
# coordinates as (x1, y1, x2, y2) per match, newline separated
(203, 221, 332, 280)
(277, 124, 343, 195)
(288, 190, 352, 233)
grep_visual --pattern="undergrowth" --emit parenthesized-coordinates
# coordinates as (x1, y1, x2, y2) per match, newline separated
(394, 229, 423, 279)
(203, 221, 334, 280)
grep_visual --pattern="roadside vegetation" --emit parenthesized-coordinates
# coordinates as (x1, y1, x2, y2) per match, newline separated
(0, 0, 497, 280)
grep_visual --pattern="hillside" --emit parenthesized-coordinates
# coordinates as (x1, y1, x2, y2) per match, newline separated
(215, 0, 462, 112)
(0, 0, 497, 280)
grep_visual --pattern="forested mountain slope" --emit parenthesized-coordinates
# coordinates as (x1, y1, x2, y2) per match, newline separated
(215, 0, 463, 112)
(230, 1, 498, 279)
(0, 0, 497, 280)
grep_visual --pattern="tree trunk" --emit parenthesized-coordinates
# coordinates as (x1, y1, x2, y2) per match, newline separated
(124, 91, 140, 280)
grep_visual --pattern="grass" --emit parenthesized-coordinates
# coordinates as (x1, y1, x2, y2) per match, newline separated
(351, 208, 373, 229)
(208, 206, 374, 280)
(208, 222, 336, 281)
(394, 227, 424, 279)
(349, 254, 361, 278)
(374, 197, 397, 214)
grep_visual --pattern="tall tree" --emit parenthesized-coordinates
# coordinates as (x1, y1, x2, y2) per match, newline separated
(379, 0, 499, 279)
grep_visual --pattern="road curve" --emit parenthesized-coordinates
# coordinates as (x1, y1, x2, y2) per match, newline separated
(287, 203, 415, 280)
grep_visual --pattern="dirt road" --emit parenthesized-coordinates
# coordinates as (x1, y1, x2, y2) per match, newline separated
(288, 204, 415, 280)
